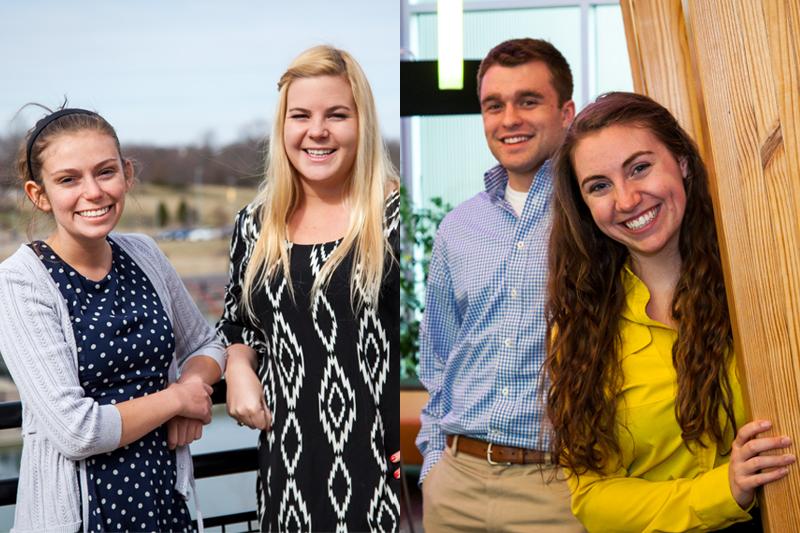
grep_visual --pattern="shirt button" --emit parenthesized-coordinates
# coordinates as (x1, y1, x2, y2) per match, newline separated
(510, 288, 518, 298)
(502, 387, 509, 396)
(516, 241, 524, 250)
(504, 338, 512, 348)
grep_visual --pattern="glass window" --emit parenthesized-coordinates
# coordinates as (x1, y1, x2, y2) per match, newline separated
(407, 2, 633, 210)
(413, 8, 582, 100)
(410, 7, 581, 207)
(589, 4, 634, 97)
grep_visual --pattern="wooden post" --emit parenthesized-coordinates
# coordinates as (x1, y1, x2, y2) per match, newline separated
(621, 0, 800, 529)
(619, 0, 708, 151)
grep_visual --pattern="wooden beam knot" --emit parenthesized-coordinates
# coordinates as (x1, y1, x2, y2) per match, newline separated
(761, 121, 783, 169)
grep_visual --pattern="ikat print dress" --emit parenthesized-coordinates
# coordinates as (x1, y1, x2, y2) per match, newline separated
(217, 191, 400, 532)
(33, 239, 192, 533)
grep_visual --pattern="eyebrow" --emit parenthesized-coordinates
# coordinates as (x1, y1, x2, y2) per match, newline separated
(480, 90, 545, 107)
(579, 150, 654, 188)
(50, 158, 119, 176)
(287, 105, 353, 113)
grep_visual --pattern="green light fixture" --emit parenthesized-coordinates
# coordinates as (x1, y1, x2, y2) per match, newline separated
(437, 0, 464, 90)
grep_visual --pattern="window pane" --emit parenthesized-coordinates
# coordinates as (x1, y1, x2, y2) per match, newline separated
(410, 7, 581, 208)
(589, 4, 633, 98)
(414, 114, 496, 207)
(407, 3, 634, 210)
(413, 8, 582, 101)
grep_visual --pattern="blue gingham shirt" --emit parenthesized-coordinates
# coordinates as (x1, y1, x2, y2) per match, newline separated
(416, 162, 553, 483)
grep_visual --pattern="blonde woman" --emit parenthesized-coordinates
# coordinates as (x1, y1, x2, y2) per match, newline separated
(216, 46, 399, 532)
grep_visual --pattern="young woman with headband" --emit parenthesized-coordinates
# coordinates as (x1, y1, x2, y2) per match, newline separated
(217, 45, 399, 531)
(546, 92, 792, 532)
(0, 107, 225, 532)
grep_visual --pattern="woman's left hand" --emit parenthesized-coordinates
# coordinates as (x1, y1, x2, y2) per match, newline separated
(729, 419, 795, 509)
(391, 450, 400, 480)
(167, 416, 204, 450)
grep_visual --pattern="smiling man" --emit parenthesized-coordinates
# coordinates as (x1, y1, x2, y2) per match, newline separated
(416, 38, 582, 532)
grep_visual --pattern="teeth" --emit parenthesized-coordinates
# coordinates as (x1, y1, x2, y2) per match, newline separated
(78, 206, 111, 218)
(502, 136, 530, 144)
(624, 206, 658, 230)
(306, 149, 334, 156)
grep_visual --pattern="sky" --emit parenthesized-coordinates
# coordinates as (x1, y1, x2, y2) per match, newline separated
(0, 0, 399, 147)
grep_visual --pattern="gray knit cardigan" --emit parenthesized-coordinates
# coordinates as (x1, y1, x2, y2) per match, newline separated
(0, 233, 226, 533)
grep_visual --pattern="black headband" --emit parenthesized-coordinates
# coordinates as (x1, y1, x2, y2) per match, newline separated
(26, 108, 98, 180)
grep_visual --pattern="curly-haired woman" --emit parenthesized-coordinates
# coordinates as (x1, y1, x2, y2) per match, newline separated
(546, 92, 792, 532)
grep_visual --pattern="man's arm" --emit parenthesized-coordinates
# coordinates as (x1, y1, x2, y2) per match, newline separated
(415, 233, 460, 483)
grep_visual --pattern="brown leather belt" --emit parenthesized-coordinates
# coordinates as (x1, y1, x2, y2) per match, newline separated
(446, 435, 552, 465)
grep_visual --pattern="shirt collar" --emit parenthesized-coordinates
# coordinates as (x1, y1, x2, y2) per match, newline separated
(483, 160, 553, 201)
(620, 264, 668, 329)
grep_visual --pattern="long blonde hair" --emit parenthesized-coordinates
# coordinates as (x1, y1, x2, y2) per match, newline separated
(242, 45, 398, 315)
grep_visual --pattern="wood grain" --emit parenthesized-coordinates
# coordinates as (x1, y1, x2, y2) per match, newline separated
(686, 0, 800, 528)
(623, 0, 800, 528)
(620, 0, 708, 155)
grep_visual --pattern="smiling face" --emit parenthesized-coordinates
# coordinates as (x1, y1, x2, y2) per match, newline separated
(480, 61, 574, 188)
(573, 124, 687, 263)
(25, 129, 132, 247)
(283, 75, 359, 191)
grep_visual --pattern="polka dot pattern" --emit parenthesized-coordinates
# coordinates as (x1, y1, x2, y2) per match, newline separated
(33, 239, 192, 532)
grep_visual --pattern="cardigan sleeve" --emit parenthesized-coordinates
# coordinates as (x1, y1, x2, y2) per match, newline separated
(0, 265, 122, 460)
(568, 449, 752, 531)
(146, 237, 226, 376)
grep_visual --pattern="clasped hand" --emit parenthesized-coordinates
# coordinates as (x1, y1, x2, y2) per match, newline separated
(226, 364, 272, 431)
(166, 378, 214, 450)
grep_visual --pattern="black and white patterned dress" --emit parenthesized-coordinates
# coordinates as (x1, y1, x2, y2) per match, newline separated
(217, 192, 400, 532)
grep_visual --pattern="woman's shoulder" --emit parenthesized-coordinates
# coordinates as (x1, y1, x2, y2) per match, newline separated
(233, 201, 263, 239)
(110, 232, 163, 259)
(0, 244, 43, 276)
(0, 245, 60, 309)
(111, 232, 158, 248)
(384, 184, 399, 208)
(384, 183, 400, 230)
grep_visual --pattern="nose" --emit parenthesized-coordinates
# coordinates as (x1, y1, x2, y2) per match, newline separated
(81, 176, 103, 200)
(615, 182, 641, 212)
(501, 105, 522, 129)
(308, 117, 329, 140)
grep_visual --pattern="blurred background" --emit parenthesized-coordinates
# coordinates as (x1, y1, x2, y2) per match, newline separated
(0, 1, 398, 530)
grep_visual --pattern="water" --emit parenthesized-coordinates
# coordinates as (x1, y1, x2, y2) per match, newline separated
(0, 405, 259, 531)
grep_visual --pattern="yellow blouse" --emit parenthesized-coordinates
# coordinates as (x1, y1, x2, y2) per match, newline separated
(568, 267, 753, 532)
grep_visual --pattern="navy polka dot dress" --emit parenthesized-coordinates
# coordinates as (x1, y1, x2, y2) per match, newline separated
(31, 239, 193, 533)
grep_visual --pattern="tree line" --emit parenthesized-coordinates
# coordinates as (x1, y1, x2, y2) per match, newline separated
(0, 134, 400, 189)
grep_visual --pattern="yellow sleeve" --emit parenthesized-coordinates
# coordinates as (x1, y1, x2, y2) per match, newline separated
(568, 461, 752, 532)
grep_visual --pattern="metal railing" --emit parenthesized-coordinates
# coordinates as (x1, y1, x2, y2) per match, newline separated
(0, 381, 259, 532)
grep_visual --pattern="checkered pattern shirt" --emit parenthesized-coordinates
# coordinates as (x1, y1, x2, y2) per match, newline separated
(416, 162, 553, 483)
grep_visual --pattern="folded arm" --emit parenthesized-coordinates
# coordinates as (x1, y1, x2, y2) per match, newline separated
(0, 266, 212, 458)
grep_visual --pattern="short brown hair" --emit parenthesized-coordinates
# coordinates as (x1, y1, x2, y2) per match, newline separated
(477, 38, 573, 106)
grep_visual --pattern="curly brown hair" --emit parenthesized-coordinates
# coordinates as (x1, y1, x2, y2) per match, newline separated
(546, 92, 736, 475)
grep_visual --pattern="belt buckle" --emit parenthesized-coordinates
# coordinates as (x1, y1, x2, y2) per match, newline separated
(486, 442, 512, 466)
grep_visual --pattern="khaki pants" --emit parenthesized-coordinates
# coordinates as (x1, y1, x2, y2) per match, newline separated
(422, 439, 585, 533)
